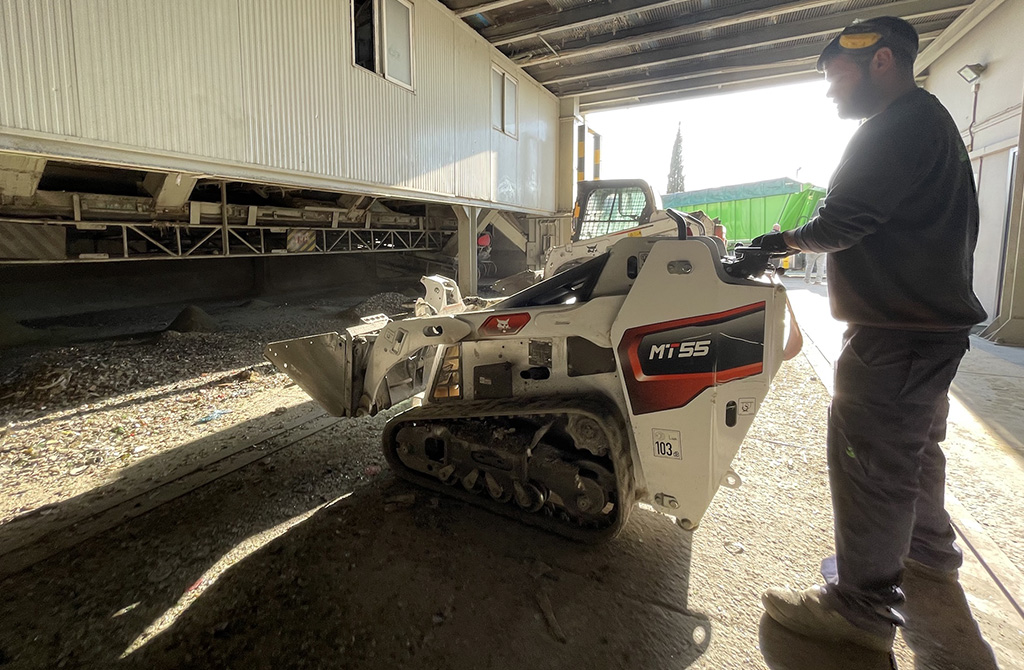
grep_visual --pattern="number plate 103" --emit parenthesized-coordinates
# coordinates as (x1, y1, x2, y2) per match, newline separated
(652, 428, 682, 460)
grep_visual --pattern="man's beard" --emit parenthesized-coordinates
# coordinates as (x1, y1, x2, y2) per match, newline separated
(837, 69, 883, 120)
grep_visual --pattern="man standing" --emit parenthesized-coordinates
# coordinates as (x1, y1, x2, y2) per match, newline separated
(755, 16, 987, 652)
(803, 250, 826, 284)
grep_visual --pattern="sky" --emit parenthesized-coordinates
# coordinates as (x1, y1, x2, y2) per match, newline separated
(584, 79, 862, 195)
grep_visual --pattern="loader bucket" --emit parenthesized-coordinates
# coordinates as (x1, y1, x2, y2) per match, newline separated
(264, 332, 370, 417)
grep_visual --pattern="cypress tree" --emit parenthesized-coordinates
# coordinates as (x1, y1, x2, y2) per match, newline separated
(666, 124, 685, 194)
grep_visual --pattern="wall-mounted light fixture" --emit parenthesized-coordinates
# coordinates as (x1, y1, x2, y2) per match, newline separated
(957, 63, 987, 84)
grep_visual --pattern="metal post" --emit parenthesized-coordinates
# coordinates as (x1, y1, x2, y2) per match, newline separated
(220, 181, 229, 256)
(592, 130, 601, 180)
(576, 124, 586, 183)
(456, 205, 479, 297)
(557, 97, 580, 214)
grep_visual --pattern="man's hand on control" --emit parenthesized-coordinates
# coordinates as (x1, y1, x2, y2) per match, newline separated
(751, 230, 799, 255)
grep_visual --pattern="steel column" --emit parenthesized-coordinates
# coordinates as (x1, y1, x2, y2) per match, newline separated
(455, 206, 480, 297)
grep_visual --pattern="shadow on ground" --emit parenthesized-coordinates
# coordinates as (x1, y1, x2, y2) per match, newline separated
(122, 481, 709, 670)
(759, 614, 897, 670)
(0, 401, 335, 574)
(0, 408, 708, 669)
(899, 570, 999, 670)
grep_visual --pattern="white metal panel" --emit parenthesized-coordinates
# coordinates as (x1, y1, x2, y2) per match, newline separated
(238, 0, 349, 177)
(453, 26, 491, 200)
(973, 152, 1012, 318)
(535, 92, 558, 212)
(407, 2, 455, 195)
(517, 80, 541, 211)
(492, 129, 518, 204)
(346, 56, 414, 187)
(73, 0, 246, 161)
(0, 0, 79, 135)
(925, 0, 1024, 325)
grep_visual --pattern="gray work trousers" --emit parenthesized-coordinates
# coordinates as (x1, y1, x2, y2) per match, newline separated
(825, 325, 969, 634)
(804, 252, 826, 283)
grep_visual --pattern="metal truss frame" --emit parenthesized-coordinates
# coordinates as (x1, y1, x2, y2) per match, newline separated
(0, 218, 455, 264)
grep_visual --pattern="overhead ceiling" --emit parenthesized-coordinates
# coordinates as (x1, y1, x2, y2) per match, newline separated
(441, 0, 976, 112)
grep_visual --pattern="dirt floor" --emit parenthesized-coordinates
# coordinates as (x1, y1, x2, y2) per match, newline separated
(0, 287, 1015, 669)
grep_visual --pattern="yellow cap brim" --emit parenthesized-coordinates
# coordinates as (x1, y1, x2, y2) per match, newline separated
(838, 32, 882, 50)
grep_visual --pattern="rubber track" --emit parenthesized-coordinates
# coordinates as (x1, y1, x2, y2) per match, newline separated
(382, 395, 635, 543)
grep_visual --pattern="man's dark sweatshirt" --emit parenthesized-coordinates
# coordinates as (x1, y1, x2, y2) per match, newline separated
(791, 87, 987, 331)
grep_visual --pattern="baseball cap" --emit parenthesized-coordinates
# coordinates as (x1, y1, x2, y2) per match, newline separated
(816, 16, 920, 71)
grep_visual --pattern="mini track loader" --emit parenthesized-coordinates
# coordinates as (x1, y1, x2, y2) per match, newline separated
(265, 213, 796, 541)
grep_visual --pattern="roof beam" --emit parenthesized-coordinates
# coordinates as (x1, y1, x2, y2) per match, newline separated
(530, 0, 967, 85)
(575, 27, 941, 112)
(548, 25, 945, 97)
(567, 29, 939, 101)
(513, 0, 840, 67)
(484, 0, 767, 48)
(454, 0, 525, 19)
(577, 59, 817, 107)
(565, 49, 824, 100)
(515, 0, 967, 68)
(579, 70, 822, 113)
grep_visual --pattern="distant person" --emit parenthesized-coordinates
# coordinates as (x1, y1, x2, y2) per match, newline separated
(768, 223, 782, 268)
(804, 250, 826, 284)
(713, 221, 727, 245)
(753, 16, 987, 654)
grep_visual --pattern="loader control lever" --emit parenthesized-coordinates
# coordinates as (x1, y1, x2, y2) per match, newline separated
(723, 244, 788, 279)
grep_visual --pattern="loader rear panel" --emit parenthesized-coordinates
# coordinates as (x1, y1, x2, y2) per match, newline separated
(611, 240, 786, 527)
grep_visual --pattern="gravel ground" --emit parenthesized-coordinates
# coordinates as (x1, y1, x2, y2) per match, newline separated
(0, 293, 418, 529)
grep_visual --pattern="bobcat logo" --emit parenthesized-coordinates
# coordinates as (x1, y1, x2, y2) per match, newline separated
(495, 317, 511, 332)
(586, 244, 598, 254)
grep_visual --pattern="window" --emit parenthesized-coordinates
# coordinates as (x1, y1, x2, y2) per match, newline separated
(352, 0, 414, 89)
(578, 186, 649, 240)
(353, 0, 376, 72)
(491, 66, 517, 137)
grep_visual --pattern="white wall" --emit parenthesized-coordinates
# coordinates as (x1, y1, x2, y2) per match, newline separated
(0, 0, 559, 214)
(923, 0, 1024, 321)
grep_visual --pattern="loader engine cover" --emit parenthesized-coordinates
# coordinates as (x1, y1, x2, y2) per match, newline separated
(618, 302, 766, 414)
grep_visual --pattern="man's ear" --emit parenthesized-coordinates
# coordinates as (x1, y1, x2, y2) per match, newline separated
(871, 47, 895, 74)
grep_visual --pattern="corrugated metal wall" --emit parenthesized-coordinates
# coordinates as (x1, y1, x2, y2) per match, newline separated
(516, 79, 558, 211)
(0, 0, 558, 213)
(239, 0, 349, 176)
(453, 27, 491, 201)
(73, 0, 246, 161)
(0, 0, 79, 136)
(408, 3, 455, 195)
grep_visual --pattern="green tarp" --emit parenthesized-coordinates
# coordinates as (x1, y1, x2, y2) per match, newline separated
(662, 177, 825, 243)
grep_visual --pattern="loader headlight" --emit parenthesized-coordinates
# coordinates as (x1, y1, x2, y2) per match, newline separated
(431, 344, 463, 400)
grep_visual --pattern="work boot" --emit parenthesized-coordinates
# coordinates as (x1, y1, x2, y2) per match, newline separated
(762, 585, 896, 652)
(903, 557, 959, 584)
